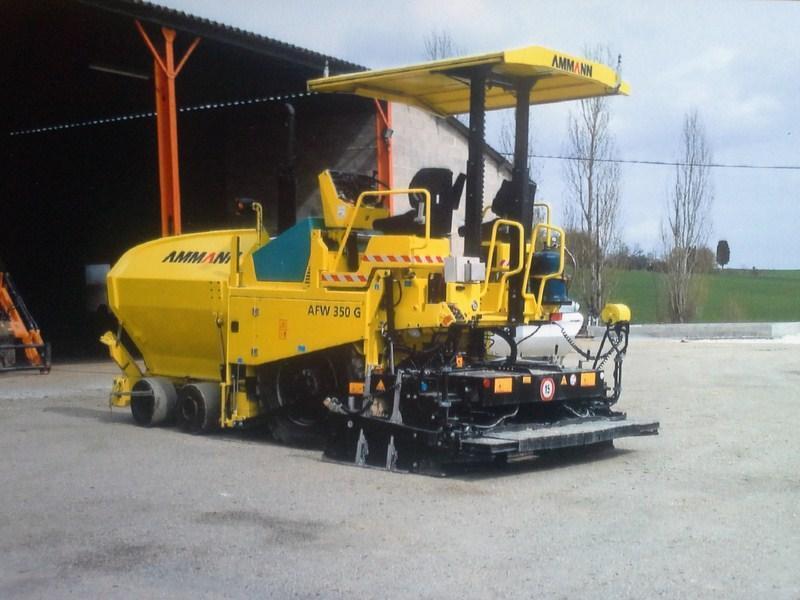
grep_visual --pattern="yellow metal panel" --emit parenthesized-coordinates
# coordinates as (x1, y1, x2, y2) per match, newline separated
(232, 390, 259, 420)
(318, 170, 390, 229)
(494, 377, 513, 394)
(107, 229, 258, 381)
(228, 294, 370, 366)
(309, 45, 628, 116)
(100, 331, 142, 382)
(601, 303, 632, 325)
(580, 372, 597, 387)
(108, 376, 134, 408)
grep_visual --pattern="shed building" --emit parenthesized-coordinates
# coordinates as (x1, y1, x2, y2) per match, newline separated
(2, 0, 510, 355)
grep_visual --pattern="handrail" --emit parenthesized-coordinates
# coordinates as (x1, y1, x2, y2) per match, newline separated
(332, 188, 432, 269)
(534, 202, 551, 225)
(480, 201, 550, 226)
(253, 202, 264, 246)
(480, 219, 524, 312)
(521, 222, 566, 312)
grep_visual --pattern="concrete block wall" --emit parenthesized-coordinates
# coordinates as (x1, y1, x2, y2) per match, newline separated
(391, 104, 511, 256)
(220, 103, 376, 233)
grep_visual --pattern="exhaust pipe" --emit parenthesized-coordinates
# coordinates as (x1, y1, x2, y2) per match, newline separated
(277, 103, 297, 234)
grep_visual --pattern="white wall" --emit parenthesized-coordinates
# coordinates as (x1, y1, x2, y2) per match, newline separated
(391, 104, 511, 256)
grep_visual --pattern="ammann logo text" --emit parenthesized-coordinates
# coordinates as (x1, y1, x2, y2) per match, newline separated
(162, 250, 232, 264)
(551, 55, 593, 77)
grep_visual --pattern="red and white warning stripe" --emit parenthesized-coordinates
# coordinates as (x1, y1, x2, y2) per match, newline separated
(321, 272, 368, 283)
(361, 254, 445, 264)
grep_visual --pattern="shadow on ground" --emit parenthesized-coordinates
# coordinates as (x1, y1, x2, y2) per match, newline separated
(40, 404, 639, 480)
(448, 445, 636, 481)
(41, 404, 283, 447)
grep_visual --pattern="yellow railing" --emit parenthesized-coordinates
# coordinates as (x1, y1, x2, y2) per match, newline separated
(534, 202, 551, 225)
(521, 222, 566, 312)
(333, 188, 432, 268)
(482, 201, 550, 224)
(480, 219, 524, 312)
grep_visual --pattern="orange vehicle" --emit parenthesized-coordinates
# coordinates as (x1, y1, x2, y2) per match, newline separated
(0, 270, 50, 373)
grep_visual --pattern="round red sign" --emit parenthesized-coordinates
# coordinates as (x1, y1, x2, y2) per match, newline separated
(539, 377, 556, 402)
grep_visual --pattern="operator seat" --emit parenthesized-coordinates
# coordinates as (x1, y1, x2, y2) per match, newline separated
(457, 178, 537, 239)
(373, 168, 465, 237)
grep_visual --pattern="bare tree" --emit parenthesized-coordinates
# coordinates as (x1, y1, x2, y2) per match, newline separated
(423, 29, 460, 60)
(499, 113, 541, 187)
(563, 48, 622, 321)
(423, 30, 466, 127)
(662, 110, 713, 322)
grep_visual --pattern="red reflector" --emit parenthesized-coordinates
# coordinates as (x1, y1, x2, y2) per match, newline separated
(482, 378, 491, 389)
(549, 312, 563, 321)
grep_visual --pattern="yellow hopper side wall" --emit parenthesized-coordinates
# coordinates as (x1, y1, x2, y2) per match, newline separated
(107, 230, 258, 381)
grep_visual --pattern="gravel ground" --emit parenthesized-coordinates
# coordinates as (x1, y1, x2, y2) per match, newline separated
(1, 338, 799, 599)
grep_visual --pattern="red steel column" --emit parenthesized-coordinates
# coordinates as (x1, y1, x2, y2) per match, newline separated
(374, 99, 393, 191)
(152, 48, 174, 236)
(135, 21, 200, 236)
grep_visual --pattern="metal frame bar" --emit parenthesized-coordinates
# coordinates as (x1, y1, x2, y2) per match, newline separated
(463, 67, 489, 258)
(332, 188, 432, 269)
(508, 77, 536, 324)
(479, 219, 524, 312)
(0, 342, 51, 373)
(135, 20, 200, 237)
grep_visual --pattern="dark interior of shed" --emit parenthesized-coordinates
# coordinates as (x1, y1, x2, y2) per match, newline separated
(2, 0, 376, 356)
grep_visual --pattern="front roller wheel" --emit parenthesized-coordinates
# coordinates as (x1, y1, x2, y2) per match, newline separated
(177, 382, 221, 434)
(131, 377, 177, 427)
(259, 353, 338, 447)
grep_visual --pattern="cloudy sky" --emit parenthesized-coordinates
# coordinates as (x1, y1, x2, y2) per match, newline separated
(165, 0, 799, 269)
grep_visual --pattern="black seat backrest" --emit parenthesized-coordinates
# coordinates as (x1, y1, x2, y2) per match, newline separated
(408, 168, 454, 209)
(489, 178, 538, 220)
(450, 173, 466, 210)
(491, 179, 516, 218)
(456, 178, 538, 238)
(409, 168, 463, 237)
(373, 168, 465, 237)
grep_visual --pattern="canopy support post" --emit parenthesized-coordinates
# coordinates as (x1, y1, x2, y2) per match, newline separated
(463, 68, 489, 258)
(509, 77, 535, 325)
(463, 67, 490, 359)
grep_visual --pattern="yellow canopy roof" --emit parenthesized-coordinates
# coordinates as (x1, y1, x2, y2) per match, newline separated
(308, 46, 629, 116)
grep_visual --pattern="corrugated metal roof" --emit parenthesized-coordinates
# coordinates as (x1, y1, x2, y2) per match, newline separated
(77, 0, 365, 74)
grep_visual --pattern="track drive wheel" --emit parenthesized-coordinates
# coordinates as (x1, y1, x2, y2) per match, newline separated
(259, 353, 338, 447)
(177, 382, 221, 434)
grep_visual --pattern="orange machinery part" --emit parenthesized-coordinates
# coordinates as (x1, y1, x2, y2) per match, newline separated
(0, 273, 44, 366)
